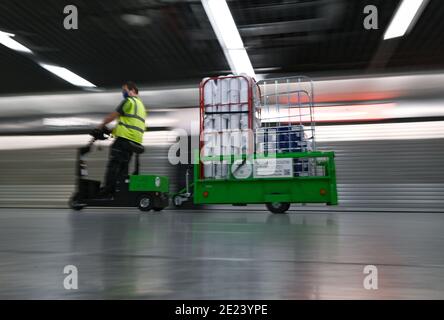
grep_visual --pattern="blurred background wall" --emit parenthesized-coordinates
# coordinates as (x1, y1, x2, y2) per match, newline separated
(0, 73, 443, 210)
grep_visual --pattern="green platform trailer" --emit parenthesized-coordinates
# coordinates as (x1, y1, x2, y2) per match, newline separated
(194, 152, 337, 211)
(173, 150, 338, 214)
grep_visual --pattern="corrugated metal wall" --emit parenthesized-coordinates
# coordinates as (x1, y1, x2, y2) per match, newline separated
(318, 139, 444, 209)
(316, 122, 444, 210)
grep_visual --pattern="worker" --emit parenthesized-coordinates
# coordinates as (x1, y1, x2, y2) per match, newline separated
(97, 81, 147, 198)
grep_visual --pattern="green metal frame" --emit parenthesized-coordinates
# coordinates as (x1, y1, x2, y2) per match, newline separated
(129, 175, 169, 193)
(193, 150, 338, 205)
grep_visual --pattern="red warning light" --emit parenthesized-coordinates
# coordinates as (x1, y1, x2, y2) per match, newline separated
(320, 189, 327, 196)
(203, 191, 209, 198)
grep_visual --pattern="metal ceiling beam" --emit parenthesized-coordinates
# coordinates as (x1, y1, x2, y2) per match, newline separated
(239, 18, 326, 37)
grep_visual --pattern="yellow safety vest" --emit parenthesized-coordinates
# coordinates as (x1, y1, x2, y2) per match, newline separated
(113, 97, 147, 144)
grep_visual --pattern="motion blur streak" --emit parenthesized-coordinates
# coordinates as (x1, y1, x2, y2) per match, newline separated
(0, 131, 174, 150)
(0, 72, 443, 209)
(0, 120, 442, 151)
(316, 121, 444, 142)
(1, 72, 444, 134)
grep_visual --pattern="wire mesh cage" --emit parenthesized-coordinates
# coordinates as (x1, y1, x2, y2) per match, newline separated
(256, 76, 316, 154)
(199, 75, 321, 179)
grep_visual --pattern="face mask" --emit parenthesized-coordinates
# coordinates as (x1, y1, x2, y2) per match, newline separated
(122, 90, 129, 99)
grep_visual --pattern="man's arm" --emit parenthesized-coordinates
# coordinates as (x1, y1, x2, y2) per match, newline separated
(99, 111, 120, 129)
(98, 99, 127, 129)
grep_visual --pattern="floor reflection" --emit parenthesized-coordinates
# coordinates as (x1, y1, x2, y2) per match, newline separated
(0, 208, 443, 299)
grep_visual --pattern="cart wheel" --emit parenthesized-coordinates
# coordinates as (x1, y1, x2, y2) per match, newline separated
(173, 195, 183, 208)
(69, 194, 86, 211)
(266, 202, 290, 214)
(137, 195, 154, 212)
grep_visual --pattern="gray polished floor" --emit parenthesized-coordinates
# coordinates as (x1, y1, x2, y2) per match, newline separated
(0, 208, 443, 299)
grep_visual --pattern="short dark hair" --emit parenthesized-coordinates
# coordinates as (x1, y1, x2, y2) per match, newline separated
(124, 81, 139, 94)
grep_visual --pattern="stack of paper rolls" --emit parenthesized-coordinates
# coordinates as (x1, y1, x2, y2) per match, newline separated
(202, 75, 260, 178)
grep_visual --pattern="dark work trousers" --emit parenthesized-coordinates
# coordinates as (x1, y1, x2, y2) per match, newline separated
(103, 137, 134, 194)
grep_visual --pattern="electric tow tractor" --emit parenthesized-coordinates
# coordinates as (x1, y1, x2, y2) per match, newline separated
(69, 128, 170, 212)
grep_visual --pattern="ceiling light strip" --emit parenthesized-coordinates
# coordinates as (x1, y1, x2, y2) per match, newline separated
(39, 64, 96, 88)
(0, 31, 33, 54)
(384, 0, 428, 40)
(201, 0, 255, 77)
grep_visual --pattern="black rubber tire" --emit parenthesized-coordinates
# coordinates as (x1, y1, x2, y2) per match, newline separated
(172, 195, 183, 208)
(266, 202, 290, 214)
(69, 194, 86, 211)
(137, 194, 154, 212)
(153, 207, 165, 212)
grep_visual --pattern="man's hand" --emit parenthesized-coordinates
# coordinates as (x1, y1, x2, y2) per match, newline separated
(90, 127, 111, 140)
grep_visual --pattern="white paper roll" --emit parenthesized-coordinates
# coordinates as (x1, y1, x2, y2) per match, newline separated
(213, 80, 220, 110)
(203, 78, 212, 105)
(213, 116, 228, 131)
(213, 133, 224, 156)
(230, 114, 240, 130)
(221, 131, 231, 149)
(230, 130, 242, 149)
(222, 114, 230, 129)
(204, 79, 217, 113)
(215, 162, 228, 179)
(204, 116, 214, 131)
(230, 77, 240, 103)
(202, 131, 216, 157)
(231, 104, 240, 112)
(204, 163, 214, 178)
(240, 131, 251, 153)
(222, 163, 228, 178)
(240, 76, 249, 103)
(215, 164, 222, 179)
(231, 146, 241, 155)
(213, 114, 222, 131)
(219, 78, 230, 112)
(240, 114, 249, 130)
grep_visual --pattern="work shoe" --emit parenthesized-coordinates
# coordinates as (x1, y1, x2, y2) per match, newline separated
(96, 188, 114, 200)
